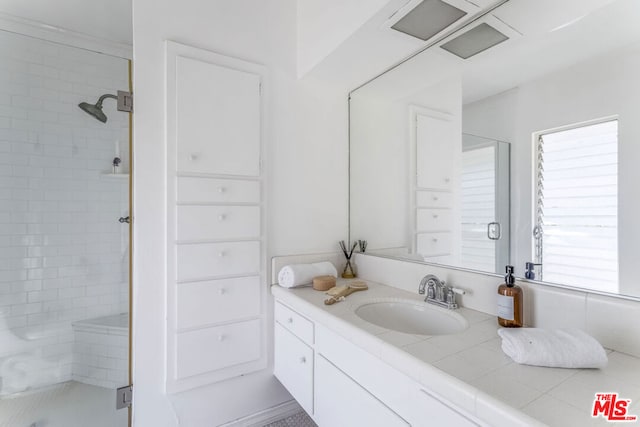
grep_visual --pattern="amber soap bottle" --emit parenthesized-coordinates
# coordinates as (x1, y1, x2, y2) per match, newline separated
(497, 265, 523, 327)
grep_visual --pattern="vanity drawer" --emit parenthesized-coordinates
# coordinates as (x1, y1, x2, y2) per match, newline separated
(416, 191, 452, 208)
(177, 177, 260, 204)
(177, 241, 260, 282)
(274, 323, 314, 414)
(176, 276, 260, 329)
(177, 205, 260, 241)
(275, 301, 314, 345)
(175, 318, 261, 379)
(416, 232, 452, 257)
(417, 208, 452, 232)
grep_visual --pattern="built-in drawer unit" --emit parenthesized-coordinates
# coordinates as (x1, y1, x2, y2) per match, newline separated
(416, 190, 453, 208)
(177, 205, 260, 241)
(274, 323, 314, 414)
(176, 276, 260, 330)
(175, 318, 261, 379)
(274, 301, 314, 345)
(416, 232, 452, 257)
(177, 241, 260, 282)
(417, 208, 453, 232)
(177, 177, 260, 204)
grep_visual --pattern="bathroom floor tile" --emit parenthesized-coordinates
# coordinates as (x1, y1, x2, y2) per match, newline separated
(471, 372, 542, 408)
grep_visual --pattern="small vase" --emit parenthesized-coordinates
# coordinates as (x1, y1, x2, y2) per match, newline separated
(342, 259, 356, 278)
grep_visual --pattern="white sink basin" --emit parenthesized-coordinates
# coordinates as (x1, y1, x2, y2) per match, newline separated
(355, 299, 468, 336)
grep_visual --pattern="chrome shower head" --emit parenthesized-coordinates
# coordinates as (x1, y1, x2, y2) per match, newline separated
(78, 94, 118, 123)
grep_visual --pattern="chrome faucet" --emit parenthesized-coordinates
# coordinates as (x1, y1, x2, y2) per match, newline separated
(418, 274, 465, 309)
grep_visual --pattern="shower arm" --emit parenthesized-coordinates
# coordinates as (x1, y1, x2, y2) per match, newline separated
(96, 94, 118, 108)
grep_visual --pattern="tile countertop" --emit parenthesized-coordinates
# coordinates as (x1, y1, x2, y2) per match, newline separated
(271, 279, 640, 427)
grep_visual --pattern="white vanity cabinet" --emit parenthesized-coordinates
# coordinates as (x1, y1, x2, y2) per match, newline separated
(315, 355, 409, 427)
(273, 299, 481, 427)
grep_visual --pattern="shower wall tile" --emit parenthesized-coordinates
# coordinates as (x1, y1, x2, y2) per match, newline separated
(0, 31, 129, 394)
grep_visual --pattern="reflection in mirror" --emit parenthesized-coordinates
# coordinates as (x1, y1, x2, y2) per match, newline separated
(350, 0, 640, 298)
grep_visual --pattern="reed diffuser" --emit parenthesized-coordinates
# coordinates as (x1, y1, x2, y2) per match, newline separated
(339, 240, 357, 278)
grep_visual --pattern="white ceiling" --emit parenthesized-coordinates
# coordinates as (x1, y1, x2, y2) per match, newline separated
(0, 0, 132, 45)
(354, 0, 640, 104)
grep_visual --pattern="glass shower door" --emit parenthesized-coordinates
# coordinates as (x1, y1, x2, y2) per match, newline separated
(0, 30, 131, 427)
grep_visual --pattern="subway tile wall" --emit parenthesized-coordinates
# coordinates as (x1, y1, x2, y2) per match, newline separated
(0, 31, 129, 394)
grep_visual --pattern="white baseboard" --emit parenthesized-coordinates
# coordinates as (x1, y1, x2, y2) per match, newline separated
(219, 400, 304, 427)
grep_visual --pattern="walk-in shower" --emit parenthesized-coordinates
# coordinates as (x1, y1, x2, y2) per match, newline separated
(0, 29, 131, 427)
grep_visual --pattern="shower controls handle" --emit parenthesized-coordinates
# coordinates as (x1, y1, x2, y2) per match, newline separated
(118, 216, 130, 224)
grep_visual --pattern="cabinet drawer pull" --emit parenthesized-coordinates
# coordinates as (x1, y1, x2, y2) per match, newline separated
(218, 288, 226, 295)
(218, 334, 226, 342)
(444, 177, 450, 183)
(433, 214, 439, 219)
(300, 356, 306, 364)
(189, 153, 199, 161)
(433, 196, 439, 201)
(218, 214, 227, 221)
(432, 238, 438, 243)
(217, 186, 226, 193)
(218, 251, 226, 257)
(287, 317, 293, 324)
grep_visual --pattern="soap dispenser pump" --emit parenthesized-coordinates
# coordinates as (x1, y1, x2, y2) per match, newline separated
(497, 265, 523, 327)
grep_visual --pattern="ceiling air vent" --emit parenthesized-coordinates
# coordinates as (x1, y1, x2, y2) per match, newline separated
(440, 22, 509, 59)
(391, 0, 468, 41)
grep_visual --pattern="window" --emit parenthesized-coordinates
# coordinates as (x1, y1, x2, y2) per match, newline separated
(534, 119, 618, 292)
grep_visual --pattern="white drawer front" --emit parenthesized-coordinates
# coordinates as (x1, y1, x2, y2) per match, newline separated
(177, 241, 260, 282)
(177, 276, 260, 329)
(274, 324, 314, 414)
(175, 319, 261, 379)
(416, 232, 452, 257)
(417, 208, 452, 232)
(177, 205, 260, 241)
(416, 191, 452, 208)
(177, 177, 260, 204)
(275, 301, 314, 345)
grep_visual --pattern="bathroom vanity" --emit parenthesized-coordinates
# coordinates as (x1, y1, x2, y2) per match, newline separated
(271, 261, 640, 427)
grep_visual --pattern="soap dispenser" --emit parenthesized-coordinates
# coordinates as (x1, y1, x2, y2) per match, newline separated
(497, 265, 523, 327)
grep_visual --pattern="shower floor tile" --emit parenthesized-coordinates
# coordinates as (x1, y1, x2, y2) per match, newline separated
(0, 381, 127, 427)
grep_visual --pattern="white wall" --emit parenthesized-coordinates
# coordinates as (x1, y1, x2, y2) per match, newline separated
(0, 30, 129, 394)
(132, 0, 348, 425)
(462, 45, 640, 295)
(297, 0, 389, 78)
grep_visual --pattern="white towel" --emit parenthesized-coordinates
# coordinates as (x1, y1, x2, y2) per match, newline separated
(277, 262, 338, 288)
(498, 328, 608, 369)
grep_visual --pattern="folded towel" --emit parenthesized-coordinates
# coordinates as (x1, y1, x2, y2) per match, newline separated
(277, 262, 338, 288)
(498, 328, 608, 369)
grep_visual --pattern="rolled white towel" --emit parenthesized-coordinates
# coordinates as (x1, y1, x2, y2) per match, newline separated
(498, 328, 608, 369)
(277, 262, 338, 288)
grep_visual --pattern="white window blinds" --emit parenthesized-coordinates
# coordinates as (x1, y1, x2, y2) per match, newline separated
(536, 119, 618, 292)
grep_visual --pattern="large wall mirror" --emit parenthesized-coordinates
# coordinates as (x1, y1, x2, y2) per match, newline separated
(350, 0, 640, 298)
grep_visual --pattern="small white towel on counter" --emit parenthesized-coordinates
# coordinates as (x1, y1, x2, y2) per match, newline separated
(277, 262, 338, 288)
(498, 328, 608, 369)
